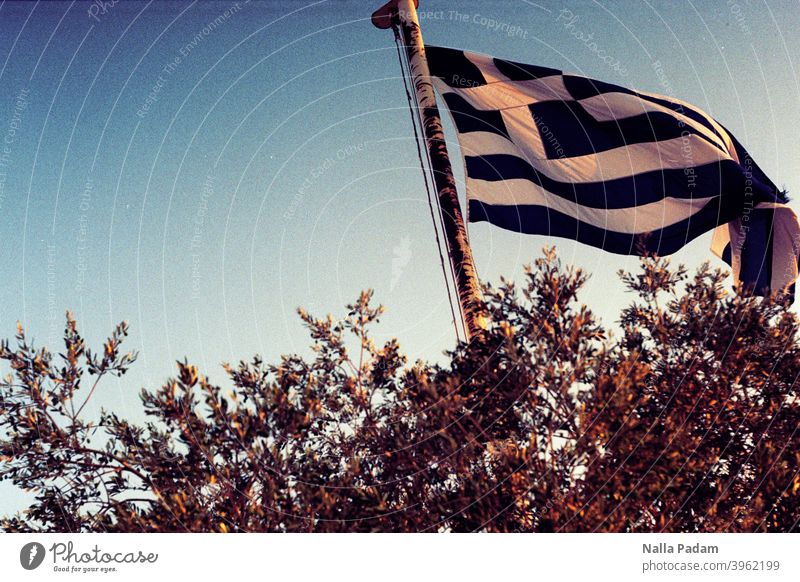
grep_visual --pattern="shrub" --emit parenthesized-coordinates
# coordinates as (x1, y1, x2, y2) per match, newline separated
(1, 250, 797, 532)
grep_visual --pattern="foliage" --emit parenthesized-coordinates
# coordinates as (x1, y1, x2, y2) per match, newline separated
(1, 250, 798, 532)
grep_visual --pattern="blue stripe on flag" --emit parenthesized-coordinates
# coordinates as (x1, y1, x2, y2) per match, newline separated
(529, 100, 724, 158)
(426, 46, 488, 88)
(441, 92, 508, 137)
(492, 58, 561, 81)
(464, 155, 761, 210)
(739, 207, 775, 294)
(468, 197, 743, 256)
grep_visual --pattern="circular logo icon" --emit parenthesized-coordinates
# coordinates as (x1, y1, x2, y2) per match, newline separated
(20, 542, 46, 570)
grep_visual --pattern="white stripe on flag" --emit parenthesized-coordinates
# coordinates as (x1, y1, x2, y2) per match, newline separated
(637, 89, 739, 161)
(458, 132, 729, 183)
(432, 76, 573, 109)
(466, 178, 714, 234)
(760, 203, 800, 291)
(579, 92, 731, 155)
(711, 203, 800, 294)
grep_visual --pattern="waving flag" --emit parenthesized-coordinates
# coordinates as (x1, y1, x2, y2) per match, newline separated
(426, 45, 800, 298)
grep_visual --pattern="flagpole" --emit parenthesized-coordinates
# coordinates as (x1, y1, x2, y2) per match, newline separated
(372, 0, 485, 341)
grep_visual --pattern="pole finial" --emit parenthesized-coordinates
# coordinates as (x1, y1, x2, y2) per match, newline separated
(371, 0, 418, 29)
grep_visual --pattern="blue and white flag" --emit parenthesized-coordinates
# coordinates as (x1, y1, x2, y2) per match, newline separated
(426, 45, 800, 299)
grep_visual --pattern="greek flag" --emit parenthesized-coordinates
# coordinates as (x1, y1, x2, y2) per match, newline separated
(426, 46, 800, 299)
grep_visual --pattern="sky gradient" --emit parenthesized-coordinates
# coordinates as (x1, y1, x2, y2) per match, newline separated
(1, 0, 799, 513)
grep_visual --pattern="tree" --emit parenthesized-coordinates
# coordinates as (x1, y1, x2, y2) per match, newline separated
(1, 250, 798, 532)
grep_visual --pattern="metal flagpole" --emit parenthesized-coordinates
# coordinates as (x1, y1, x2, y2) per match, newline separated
(372, 0, 485, 341)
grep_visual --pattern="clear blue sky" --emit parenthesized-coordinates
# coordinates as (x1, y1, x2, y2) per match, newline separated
(1, 0, 798, 513)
